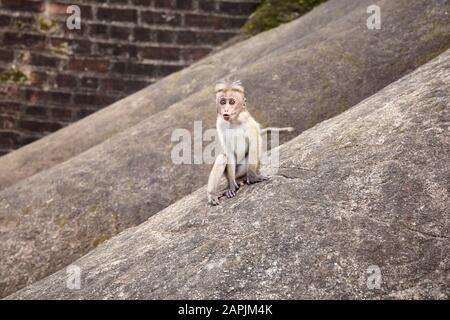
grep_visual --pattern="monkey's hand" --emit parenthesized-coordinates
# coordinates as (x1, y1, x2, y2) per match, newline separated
(224, 180, 239, 198)
(207, 194, 220, 206)
(246, 171, 269, 184)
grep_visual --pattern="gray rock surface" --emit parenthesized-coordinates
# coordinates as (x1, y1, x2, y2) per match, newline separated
(8, 49, 450, 299)
(1, 0, 450, 298)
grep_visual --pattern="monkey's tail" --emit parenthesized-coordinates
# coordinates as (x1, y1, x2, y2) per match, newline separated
(261, 127, 294, 134)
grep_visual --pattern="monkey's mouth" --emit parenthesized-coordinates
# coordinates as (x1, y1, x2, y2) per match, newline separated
(223, 114, 231, 121)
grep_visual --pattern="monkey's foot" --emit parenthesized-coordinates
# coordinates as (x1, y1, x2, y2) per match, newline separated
(224, 180, 239, 198)
(224, 189, 236, 198)
(207, 194, 220, 206)
(246, 173, 269, 184)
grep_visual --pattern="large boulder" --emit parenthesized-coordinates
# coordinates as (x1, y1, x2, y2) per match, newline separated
(1, 0, 449, 298)
(8, 49, 450, 299)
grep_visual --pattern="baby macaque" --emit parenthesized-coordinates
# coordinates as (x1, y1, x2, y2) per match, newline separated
(207, 80, 293, 205)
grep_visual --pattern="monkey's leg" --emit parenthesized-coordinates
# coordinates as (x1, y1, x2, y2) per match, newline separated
(235, 163, 248, 186)
(246, 131, 268, 185)
(207, 153, 227, 205)
(224, 161, 240, 198)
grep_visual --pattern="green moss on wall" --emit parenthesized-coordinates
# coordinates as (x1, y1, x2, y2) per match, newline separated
(0, 68, 29, 84)
(38, 16, 56, 32)
(243, 0, 328, 36)
(15, 20, 25, 29)
(48, 42, 70, 55)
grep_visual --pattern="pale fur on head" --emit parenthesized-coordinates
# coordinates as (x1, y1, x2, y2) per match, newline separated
(215, 80, 245, 94)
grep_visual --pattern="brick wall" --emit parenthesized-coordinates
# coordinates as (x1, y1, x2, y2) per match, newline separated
(0, 0, 260, 155)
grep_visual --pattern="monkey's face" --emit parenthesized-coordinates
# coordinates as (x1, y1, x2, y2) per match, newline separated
(216, 90, 245, 122)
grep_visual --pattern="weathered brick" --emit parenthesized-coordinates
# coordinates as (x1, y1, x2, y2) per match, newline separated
(175, 0, 193, 10)
(177, 30, 197, 44)
(0, 85, 20, 100)
(2, 0, 42, 12)
(20, 135, 40, 145)
(101, 77, 148, 92)
(178, 30, 234, 45)
(141, 46, 180, 61)
(43, 2, 69, 15)
(157, 64, 183, 77)
(72, 4, 93, 20)
(19, 119, 62, 133)
(0, 115, 17, 130)
(3, 33, 46, 48)
(126, 79, 149, 91)
(0, 49, 14, 63)
(111, 62, 127, 73)
(184, 14, 221, 28)
(55, 74, 78, 88)
(97, 8, 137, 23)
(73, 93, 116, 106)
(30, 71, 50, 86)
(25, 105, 48, 118)
(198, 1, 217, 12)
(156, 30, 174, 43)
(110, 26, 131, 41)
(211, 31, 236, 44)
(131, 0, 153, 5)
(80, 77, 98, 89)
(75, 108, 96, 118)
(100, 78, 127, 92)
(181, 47, 211, 62)
(219, 1, 259, 15)
(24, 89, 72, 105)
(154, 0, 174, 9)
(185, 14, 246, 29)
(111, 62, 158, 77)
(228, 16, 248, 29)
(50, 38, 92, 54)
(141, 11, 181, 26)
(68, 58, 110, 73)
(0, 131, 22, 148)
(11, 16, 36, 30)
(30, 53, 60, 68)
(0, 15, 11, 26)
(0, 0, 259, 153)
(0, 101, 21, 116)
(133, 27, 154, 42)
(50, 107, 73, 121)
(50, 91, 72, 104)
(88, 24, 109, 38)
(97, 43, 138, 58)
(69, 39, 93, 54)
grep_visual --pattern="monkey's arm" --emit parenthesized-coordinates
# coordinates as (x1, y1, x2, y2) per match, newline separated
(207, 154, 227, 205)
(225, 161, 239, 198)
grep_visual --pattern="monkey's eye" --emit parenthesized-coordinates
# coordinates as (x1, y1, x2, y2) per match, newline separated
(229, 99, 235, 105)
(220, 99, 226, 105)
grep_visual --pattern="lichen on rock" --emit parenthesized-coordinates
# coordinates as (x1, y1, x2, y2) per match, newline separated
(243, 0, 327, 35)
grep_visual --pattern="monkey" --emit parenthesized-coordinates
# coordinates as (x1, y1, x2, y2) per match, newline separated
(207, 80, 293, 206)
